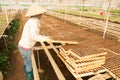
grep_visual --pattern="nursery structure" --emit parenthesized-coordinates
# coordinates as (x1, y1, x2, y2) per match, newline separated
(0, 0, 120, 80)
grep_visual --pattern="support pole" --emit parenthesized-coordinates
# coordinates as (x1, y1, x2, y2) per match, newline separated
(103, 0, 112, 38)
(4, 3, 9, 25)
(80, 0, 84, 17)
(15, 0, 19, 10)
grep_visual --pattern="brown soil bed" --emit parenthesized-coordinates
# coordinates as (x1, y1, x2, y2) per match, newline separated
(41, 14, 120, 53)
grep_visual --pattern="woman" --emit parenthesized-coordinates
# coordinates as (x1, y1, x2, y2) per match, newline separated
(18, 4, 51, 80)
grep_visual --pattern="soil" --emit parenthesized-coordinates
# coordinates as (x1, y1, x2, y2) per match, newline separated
(4, 12, 120, 80)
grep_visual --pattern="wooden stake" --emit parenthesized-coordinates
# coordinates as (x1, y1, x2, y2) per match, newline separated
(103, 0, 112, 38)
(31, 51, 40, 80)
(37, 50, 41, 73)
(4, 4, 9, 25)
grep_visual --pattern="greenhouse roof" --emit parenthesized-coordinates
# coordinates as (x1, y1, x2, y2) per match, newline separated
(0, 14, 13, 38)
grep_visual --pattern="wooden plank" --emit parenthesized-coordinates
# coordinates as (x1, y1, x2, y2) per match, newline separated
(78, 72, 94, 78)
(71, 60, 105, 68)
(75, 57, 105, 63)
(66, 59, 78, 69)
(33, 45, 61, 50)
(96, 69, 106, 74)
(59, 49, 70, 60)
(51, 40, 78, 45)
(75, 69, 106, 78)
(68, 50, 80, 59)
(40, 42, 66, 80)
(31, 51, 40, 80)
(59, 46, 66, 52)
(65, 53, 106, 64)
(67, 50, 107, 63)
(77, 78, 83, 80)
(88, 74, 105, 80)
(0, 72, 3, 80)
(58, 52, 67, 64)
(49, 42, 59, 53)
(105, 48, 120, 55)
(75, 63, 104, 73)
(59, 51, 69, 60)
(88, 73, 111, 80)
(102, 73, 111, 79)
(70, 50, 107, 61)
(59, 48, 70, 55)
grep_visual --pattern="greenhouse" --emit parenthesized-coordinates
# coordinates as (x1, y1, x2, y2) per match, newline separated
(0, 0, 120, 80)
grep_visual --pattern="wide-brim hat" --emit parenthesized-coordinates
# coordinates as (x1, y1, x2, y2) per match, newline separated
(25, 4, 47, 17)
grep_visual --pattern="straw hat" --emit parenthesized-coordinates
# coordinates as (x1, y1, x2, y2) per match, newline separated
(25, 4, 47, 17)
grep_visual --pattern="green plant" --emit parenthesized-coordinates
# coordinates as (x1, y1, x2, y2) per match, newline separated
(10, 18, 19, 33)
(54, 9, 120, 22)
(110, 9, 120, 15)
(0, 49, 10, 75)
(10, 18, 19, 39)
(8, 43, 15, 51)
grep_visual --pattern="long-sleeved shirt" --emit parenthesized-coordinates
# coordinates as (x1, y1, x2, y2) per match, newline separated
(18, 17, 49, 49)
